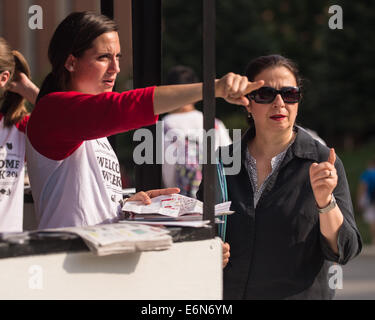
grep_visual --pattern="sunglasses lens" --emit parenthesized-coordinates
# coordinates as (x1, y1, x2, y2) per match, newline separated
(254, 87, 276, 103)
(282, 87, 300, 103)
(250, 86, 301, 104)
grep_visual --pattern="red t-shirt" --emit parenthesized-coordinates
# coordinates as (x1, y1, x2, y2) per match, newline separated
(28, 87, 157, 160)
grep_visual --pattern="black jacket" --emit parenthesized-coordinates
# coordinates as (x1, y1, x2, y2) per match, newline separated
(197, 127, 362, 300)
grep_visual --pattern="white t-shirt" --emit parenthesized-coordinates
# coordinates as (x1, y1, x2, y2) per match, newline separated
(26, 137, 124, 228)
(161, 110, 232, 188)
(0, 114, 28, 232)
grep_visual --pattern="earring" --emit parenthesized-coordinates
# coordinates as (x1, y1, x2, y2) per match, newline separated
(247, 113, 252, 119)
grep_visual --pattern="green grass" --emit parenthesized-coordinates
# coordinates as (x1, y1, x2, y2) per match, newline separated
(355, 216, 371, 245)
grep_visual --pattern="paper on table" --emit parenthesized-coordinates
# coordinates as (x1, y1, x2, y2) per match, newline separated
(122, 194, 232, 218)
(43, 223, 173, 256)
(120, 220, 211, 228)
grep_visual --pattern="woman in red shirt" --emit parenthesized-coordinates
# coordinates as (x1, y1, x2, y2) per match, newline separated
(26, 11, 263, 230)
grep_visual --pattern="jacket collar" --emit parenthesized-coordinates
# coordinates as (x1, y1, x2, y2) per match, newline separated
(291, 126, 321, 162)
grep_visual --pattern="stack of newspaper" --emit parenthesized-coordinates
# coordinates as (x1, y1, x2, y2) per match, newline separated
(54, 223, 172, 256)
(122, 194, 233, 225)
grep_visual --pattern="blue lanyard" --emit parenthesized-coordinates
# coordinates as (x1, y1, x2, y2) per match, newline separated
(216, 159, 228, 241)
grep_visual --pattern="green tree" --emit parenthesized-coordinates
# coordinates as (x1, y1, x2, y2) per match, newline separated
(162, 0, 375, 147)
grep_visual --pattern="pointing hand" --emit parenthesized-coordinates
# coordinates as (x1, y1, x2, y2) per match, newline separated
(309, 148, 337, 208)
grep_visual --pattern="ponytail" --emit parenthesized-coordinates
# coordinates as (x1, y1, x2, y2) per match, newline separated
(36, 72, 60, 103)
(0, 50, 29, 127)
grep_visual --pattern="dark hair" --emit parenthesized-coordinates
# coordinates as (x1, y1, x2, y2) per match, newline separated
(0, 37, 30, 126)
(37, 11, 118, 102)
(245, 54, 302, 87)
(244, 54, 302, 128)
(166, 65, 199, 85)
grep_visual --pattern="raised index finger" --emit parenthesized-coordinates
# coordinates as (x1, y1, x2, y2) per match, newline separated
(245, 80, 264, 95)
(328, 148, 336, 165)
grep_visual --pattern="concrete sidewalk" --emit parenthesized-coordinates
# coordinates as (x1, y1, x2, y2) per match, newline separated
(334, 245, 375, 300)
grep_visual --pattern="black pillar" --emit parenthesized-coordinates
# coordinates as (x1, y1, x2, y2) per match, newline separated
(100, 0, 114, 19)
(132, 0, 162, 192)
(101, 0, 117, 152)
(202, 0, 216, 229)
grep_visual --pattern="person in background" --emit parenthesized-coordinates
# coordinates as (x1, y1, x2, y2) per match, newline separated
(197, 54, 362, 299)
(162, 65, 232, 198)
(26, 11, 263, 230)
(357, 158, 375, 244)
(0, 37, 39, 232)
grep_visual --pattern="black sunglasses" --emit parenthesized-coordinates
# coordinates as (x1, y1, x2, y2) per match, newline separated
(248, 86, 301, 104)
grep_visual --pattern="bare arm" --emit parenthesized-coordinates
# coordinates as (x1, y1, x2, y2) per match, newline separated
(153, 72, 264, 115)
(8, 72, 39, 105)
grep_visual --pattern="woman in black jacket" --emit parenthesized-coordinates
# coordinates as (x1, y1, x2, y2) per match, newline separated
(198, 54, 362, 299)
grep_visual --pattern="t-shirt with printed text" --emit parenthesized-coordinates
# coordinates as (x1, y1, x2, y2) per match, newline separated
(26, 87, 157, 229)
(0, 114, 29, 232)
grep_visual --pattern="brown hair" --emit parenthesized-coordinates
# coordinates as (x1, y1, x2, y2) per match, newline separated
(245, 54, 302, 87)
(37, 11, 118, 102)
(0, 37, 30, 127)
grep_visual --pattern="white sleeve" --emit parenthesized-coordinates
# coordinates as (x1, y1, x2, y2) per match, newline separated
(162, 162, 177, 188)
(215, 119, 232, 147)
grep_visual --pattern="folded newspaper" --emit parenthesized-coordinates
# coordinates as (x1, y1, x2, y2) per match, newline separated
(47, 223, 172, 256)
(122, 194, 233, 221)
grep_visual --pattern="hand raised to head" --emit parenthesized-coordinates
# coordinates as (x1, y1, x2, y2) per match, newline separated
(215, 73, 264, 106)
(7, 72, 39, 104)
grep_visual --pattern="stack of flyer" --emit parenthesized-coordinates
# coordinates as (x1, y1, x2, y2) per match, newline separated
(121, 194, 233, 226)
(56, 223, 172, 256)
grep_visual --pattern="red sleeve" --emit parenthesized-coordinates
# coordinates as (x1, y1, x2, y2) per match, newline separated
(15, 115, 30, 133)
(27, 87, 158, 160)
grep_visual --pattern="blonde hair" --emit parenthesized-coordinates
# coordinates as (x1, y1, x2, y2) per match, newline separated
(0, 37, 30, 127)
